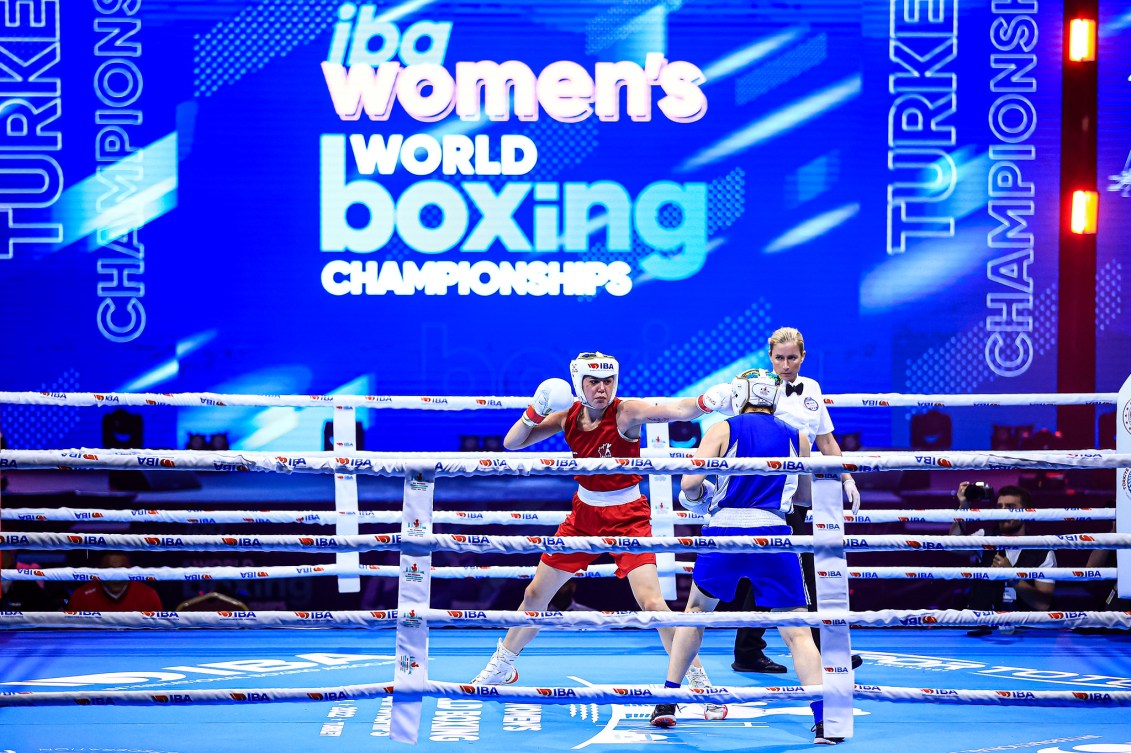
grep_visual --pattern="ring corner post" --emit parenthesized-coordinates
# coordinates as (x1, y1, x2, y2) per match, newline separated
(1116, 374, 1131, 599)
(812, 474, 853, 739)
(333, 406, 361, 594)
(645, 422, 677, 600)
(390, 463, 437, 744)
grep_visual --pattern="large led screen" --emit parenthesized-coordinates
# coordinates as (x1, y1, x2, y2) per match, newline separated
(0, 0, 1069, 452)
(1097, 2, 1131, 403)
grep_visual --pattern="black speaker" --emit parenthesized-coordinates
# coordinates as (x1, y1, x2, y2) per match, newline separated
(668, 421, 702, 449)
(910, 409, 952, 450)
(1099, 411, 1116, 450)
(323, 420, 366, 451)
(103, 409, 143, 448)
(103, 409, 202, 491)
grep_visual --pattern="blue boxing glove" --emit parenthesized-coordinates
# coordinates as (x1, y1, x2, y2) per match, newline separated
(678, 480, 716, 516)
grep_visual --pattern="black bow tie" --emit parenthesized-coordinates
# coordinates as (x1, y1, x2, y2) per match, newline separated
(785, 382, 803, 397)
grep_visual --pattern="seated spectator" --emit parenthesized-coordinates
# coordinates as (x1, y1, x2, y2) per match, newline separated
(1, 550, 67, 610)
(65, 552, 163, 612)
(950, 482, 1055, 636)
(1080, 522, 1130, 617)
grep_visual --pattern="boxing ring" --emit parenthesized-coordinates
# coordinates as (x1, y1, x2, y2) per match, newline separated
(2, 387, 1131, 752)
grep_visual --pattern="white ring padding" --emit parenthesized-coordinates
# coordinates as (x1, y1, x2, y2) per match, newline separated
(2, 564, 1116, 583)
(4, 448, 1131, 476)
(0, 390, 1117, 409)
(2, 608, 1127, 631)
(2, 680, 1128, 709)
(5, 530, 1131, 554)
(4, 507, 1114, 526)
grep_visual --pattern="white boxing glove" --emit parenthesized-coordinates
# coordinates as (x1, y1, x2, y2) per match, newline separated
(843, 476, 860, 515)
(678, 479, 716, 516)
(522, 378, 574, 427)
(696, 383, 734, 416)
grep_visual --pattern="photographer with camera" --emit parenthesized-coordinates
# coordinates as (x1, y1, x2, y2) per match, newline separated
(950, 482, 1056, 636)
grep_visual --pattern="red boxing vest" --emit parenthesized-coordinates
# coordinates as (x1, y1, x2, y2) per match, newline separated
(564, 398, 644, 492)
(65, 583, 164, 612)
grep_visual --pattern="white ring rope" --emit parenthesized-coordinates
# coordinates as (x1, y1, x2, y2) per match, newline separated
(12, 446, 1088, 463)
(853, 687, 1131, 706)
(0, 390, 1116, 409)
(4, 602, 1125, 713)
(0, 681, 1127, 709)
(0, 392, 529, 410)
(3, 448, 1131, 475)
(820, 393, 1115, 407)
(4, 400, 1129, 724)
(1, 507, 1115, 525)
(845, 509, 1116, 523)
(0, 608, 1126, 631)
(4, 530, 1130, 554)
(1, 680, 1126, 710)
(0, 508, 570, 526)
(0, 682, 804, 708)
(841, 567, 1115, 580)
(2, 397, 1128, 736)
(1, 564, 1116, 583)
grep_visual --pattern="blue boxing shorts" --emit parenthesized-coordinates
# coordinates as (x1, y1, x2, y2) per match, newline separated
(692, 524, 807, 608)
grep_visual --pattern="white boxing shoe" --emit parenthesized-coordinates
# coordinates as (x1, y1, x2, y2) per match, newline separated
(470, 640, 519, 685)
(685, 665, 728, 720)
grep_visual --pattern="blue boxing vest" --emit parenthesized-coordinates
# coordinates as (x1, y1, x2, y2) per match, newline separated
(713, 412, 800, 516)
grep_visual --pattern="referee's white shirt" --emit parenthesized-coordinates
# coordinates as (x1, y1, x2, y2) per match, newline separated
(773, 375, 834, 444)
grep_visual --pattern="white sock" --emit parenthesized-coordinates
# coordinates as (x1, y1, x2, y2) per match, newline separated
(495, 640, 519, 662)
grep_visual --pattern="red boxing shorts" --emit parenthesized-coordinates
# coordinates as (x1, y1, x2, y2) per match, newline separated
(541, 494, 656, 578)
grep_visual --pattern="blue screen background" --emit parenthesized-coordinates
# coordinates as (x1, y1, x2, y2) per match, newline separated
(0, 0, 1099, 455)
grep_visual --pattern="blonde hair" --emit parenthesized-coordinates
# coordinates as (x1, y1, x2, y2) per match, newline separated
(768, 326, 805, 356)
